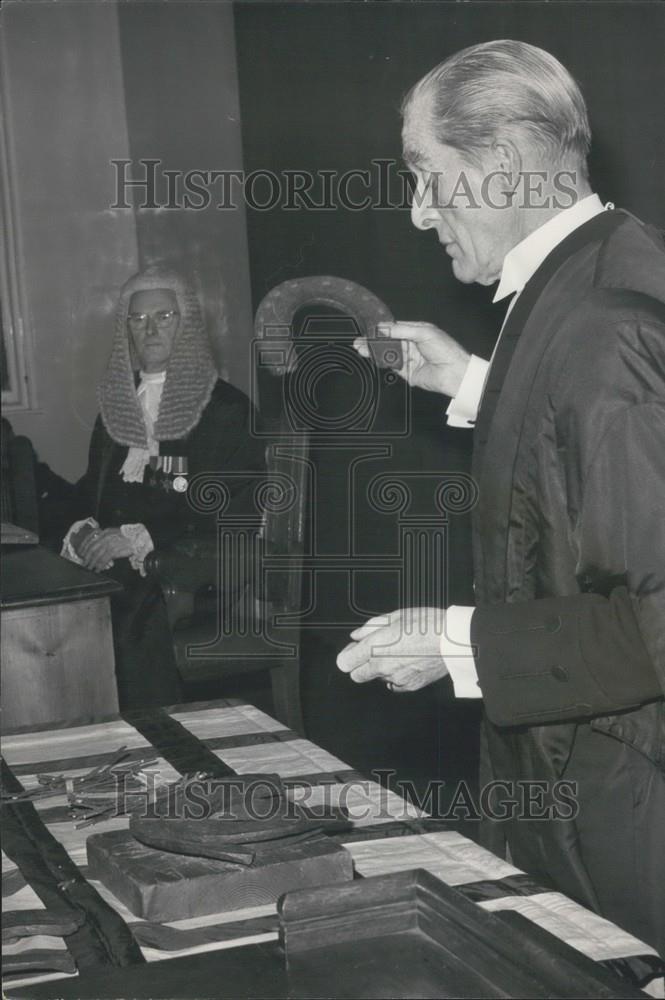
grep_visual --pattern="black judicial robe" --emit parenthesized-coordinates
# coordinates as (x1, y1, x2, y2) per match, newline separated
(73, 378, 265, 710)
(470, 209, 665, 955)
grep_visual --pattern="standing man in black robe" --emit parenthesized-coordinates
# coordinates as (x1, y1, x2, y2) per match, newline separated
(338, 40, 665, 955)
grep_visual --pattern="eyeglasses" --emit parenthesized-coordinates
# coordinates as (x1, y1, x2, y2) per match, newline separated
(127, 310, 179, 330)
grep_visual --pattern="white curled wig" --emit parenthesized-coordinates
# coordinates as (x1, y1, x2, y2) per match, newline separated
(98, 266, 218, 447)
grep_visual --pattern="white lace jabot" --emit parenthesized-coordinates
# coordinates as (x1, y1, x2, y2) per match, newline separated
(120, 371, 166, 483)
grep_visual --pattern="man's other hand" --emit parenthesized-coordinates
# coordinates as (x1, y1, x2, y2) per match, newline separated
(78, 528, 134, 573)
(337, 607, 449, 692)
(354, 321, 470, 398)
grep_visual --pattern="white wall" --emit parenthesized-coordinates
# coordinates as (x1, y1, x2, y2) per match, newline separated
(3, 1, 255, 484)
(3, 0, 139, 481)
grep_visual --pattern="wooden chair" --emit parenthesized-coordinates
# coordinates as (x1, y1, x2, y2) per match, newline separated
(147, 455, 308, 734)
(148, 276, 393, 734)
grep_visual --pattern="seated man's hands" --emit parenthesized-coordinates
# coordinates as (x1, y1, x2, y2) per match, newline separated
(354, 321, 470, 398)
(77, 527, 135, 573)
(337, 607, 449, 692)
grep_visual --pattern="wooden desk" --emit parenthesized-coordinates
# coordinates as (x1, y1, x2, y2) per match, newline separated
(2, 700, 662, 997)
(1, 547, 122, 731)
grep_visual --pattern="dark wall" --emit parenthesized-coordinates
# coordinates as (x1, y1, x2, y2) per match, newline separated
(234, 0, 665, 347)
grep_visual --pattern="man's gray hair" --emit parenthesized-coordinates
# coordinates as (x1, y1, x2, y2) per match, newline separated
(403, 40, 591, 170)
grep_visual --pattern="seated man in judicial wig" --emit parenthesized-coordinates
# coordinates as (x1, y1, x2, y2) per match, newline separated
(61, 266, 264, 710)
(338, 40, 665, 955)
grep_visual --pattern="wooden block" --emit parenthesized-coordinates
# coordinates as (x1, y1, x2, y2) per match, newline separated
(87, 829, 353, 922)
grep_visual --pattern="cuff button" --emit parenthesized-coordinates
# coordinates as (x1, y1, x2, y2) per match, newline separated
(550, 665, 569, 682)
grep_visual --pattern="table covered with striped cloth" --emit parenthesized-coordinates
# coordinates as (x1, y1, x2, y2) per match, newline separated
(2, 699, 663, 997)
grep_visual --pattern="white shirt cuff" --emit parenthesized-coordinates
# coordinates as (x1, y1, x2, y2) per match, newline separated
(445, 355, 490, 428)
(120, 523, 154, 576)
(61, 518, 99, 565)
(441, 605, 481, 698)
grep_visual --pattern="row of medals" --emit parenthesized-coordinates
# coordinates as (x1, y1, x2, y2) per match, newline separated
(148, 455, 188, 493)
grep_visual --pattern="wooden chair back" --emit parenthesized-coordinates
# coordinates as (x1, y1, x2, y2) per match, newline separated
(254, 275, 394, 620)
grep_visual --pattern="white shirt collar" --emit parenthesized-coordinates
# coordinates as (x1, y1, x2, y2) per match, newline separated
(493, 194, 606, 303)
(138, 369, 167, 385)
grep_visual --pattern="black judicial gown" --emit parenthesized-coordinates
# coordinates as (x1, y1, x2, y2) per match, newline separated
(70, 378, 265, 710)
(470, 210, 665, 955)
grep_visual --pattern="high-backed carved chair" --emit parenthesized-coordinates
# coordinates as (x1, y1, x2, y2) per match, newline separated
(148, 276, 393, 734)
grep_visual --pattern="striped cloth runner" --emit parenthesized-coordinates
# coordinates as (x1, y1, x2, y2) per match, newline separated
(2, 699, 663, 995)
